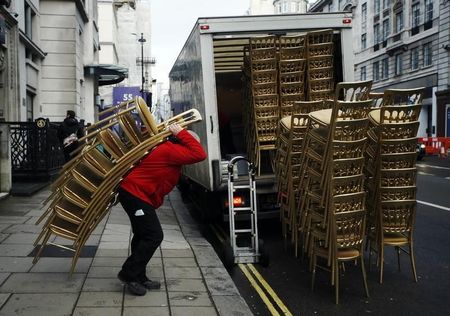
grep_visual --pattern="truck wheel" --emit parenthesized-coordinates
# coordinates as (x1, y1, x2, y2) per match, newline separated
(258, 239, 270, 267)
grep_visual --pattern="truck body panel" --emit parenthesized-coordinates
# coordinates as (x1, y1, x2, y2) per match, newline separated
(169, 13, 354, 216)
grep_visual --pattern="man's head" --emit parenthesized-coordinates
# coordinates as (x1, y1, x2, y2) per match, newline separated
(188, 130, 200, 142)
(67, 110, 76, 118)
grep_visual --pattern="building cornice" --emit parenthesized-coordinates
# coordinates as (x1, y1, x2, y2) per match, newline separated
(19, 30, 46, 59)
(0, 6, 19, 26)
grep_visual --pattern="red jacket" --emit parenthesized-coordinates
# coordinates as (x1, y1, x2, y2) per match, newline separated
(120, 129, 207, 208)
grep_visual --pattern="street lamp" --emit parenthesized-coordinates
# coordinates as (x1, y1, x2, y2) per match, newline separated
(138, 33, 146, 96)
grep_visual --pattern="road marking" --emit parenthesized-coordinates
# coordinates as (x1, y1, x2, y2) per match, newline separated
(417, 200, 450, 212)
(418, 171, 433, 176)
(247, 264, 293, 316)
(238, 264, 281, 316)
(417, 164, 450, 170)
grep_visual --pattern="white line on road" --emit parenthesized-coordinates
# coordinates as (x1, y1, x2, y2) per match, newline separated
(417, 200, 450, 212)
(417, 164, 450, 170)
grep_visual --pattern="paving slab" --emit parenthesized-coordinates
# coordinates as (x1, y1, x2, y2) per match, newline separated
(123, 290, 167, 307)
(213, 295, 254, 316)
(171, 306, 218, 316)
(165, 267, 202, 279)
(192, 245, 224, 267)
(0, 273, 85, 293)
(0, 274, 9, 286)
(162, 249, 194, 258)
(94, 248, 129, 257)
(169, 291, 214, 307)
(97, 241, 130, 250)
(82, 278, 124, 292)
(0, 234, 8, 243)
(0, 293, 10, 309)
(0, 293, 78, 316)
(1, 233, 42, 244)
(72, 307, 122, 316)
(166, 278, 207, 292)
(122, 306, 170, 316)
(92, 257, 126, 267)
(76, 291, 123, 307)
(0, 225, 10, 233)
(0, 216, 28, 224)
(29, 258, 92, 273)
(0, 257, 34, 273)
(163, 257, 198, 267)
(0, 244, 34, 257)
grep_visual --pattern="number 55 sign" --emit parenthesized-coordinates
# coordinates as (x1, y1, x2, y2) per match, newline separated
(112, 86, 141, 106)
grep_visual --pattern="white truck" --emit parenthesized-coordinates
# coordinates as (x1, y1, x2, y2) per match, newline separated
(169, 13, 355, 221)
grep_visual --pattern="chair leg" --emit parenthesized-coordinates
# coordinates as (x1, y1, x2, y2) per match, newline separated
(335, 259, 340, 304)
(360, 255, 370, 298)
(311, 252, 317, 290)
(409, 241, 418, 282)
(395, 246, 401, 271)
(33, 230, 51, 264)
(379, 243, 385, 284)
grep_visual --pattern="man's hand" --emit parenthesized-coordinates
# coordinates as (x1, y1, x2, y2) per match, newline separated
(167, 123, 183, 136)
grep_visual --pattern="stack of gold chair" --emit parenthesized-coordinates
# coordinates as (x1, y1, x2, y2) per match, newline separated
(296, 81, 373, 303)
(246, 36, 279, 175)
(365, 88, 424, 284)
(33, 97, 202, 274)
(277, 100, 330, 249)
(273, 35, 307, 200)
(306, 29, 335, 101)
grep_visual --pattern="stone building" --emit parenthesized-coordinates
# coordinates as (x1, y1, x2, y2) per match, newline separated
(309, 0, 450, 137)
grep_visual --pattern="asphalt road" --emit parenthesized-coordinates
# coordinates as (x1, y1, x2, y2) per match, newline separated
(193, 156, 450, 316)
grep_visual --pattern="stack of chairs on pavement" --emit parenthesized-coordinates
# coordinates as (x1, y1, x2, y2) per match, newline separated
(33, 97, 202, 274)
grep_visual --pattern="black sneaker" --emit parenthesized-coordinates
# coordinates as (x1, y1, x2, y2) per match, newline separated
(140, 279, 161, 290)
(118, 272, 147, 296)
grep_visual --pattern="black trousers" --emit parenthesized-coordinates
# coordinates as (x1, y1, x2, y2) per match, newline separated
(118, 188, 164, 282)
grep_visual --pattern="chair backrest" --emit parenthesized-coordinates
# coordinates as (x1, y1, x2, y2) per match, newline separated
(279, 34, 306, 60)
(99, 129, 129, 161)
(136, 97, 159, 135)
(379, 88, 424, 123)
(380, 200, 416, 233)
(332, 209, 366, 250)
(335, 80, 373, 102)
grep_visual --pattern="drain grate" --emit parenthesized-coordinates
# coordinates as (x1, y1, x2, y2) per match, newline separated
(28, 244, 98, 258)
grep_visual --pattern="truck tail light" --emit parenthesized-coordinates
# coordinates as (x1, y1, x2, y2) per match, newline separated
(200, 25, 210, 30)
(225, 196, 245, 207)
(343, 18, 352, 24)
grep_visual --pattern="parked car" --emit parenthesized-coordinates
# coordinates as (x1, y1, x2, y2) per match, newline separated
(417, 143, 426, 160)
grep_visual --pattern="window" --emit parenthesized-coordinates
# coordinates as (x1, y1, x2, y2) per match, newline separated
(373, 61, 380, 81)
(26, 92, 34, 121)
(412, 3, 420, 28)
(382, 0, 389, 10)
(338, 0, 343, 10)
(395, 11, 403, 33)
(382, 19, 390, 41)
(361, 33, 367, 50)
(395, 54, 403, 75)
(360, 66, 367, 81)
(328, 3, 332, 12)
(381, 58, 389, 79)
(374, 0, 380, 14)
(361, 3, 367, 25)
(291, 2, 297, 12)
(24, 3, 35, 39)
(374, 24, 380, 44)
(411, 47, 419, 70)
(423, 42, 432, 66)
(425, 0, 433, 22)
(277, 3, 282, 13)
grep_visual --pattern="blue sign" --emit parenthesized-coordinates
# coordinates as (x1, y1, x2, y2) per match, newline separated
(447, 107, 450, 137)
(113, 86, 141, 106)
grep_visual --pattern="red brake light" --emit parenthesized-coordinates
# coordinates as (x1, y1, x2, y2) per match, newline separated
(200, 25, 210, 30)
(225, 196, 245, 207)
(343, 18, 352, 24)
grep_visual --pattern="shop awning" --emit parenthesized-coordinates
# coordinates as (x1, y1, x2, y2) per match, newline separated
(84, 64, 128, 86)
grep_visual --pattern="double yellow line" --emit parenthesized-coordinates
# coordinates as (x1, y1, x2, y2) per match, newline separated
(210, 224, 293, 316)
(239, 263, 293, 316)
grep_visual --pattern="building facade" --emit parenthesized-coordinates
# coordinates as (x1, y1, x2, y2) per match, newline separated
(273, 0, 308, 14)
(309, 0, 450, 137)
(98, 0, 153, 108)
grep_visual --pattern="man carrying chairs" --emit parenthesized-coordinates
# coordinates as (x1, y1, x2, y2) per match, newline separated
(117, 123, 207, 296)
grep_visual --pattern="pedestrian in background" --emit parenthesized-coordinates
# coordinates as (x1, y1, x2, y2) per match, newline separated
(117, 123, 207, 296)
(58, 110, 84, 162)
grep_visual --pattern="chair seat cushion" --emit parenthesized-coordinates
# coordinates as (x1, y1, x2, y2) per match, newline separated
(383, 232, 409, 245)
(310, 109, 332, 125)
(369, 109, 380, 124)
(280, 116, 292, 130)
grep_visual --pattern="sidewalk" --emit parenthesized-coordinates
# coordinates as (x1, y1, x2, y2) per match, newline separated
(0, 188, 252, 316)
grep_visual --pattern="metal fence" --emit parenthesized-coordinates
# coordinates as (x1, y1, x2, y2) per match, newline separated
(4, 119, 65, 181)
